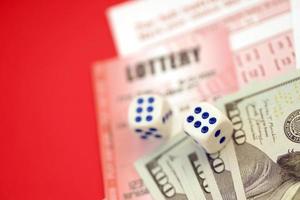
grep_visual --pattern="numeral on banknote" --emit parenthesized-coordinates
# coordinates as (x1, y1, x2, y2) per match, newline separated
(226, 104, 246, 145)
(149, 164, 176, 197)
(207, 152, 225, 174)
(188, 153, 210, 193)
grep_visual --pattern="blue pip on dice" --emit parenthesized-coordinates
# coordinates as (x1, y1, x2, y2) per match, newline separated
(183, 102, 233, 153)
(128, 94, 233, 153)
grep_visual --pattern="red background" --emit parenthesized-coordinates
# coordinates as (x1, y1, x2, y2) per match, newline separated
(0, 0, 125, 199)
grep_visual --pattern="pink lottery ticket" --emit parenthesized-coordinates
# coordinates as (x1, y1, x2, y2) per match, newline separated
(233, 31, 296, 86)
(108, 0, 292, 55)
(108, 0, 297, 86)
(93, 26, 238, 200)
(291, 0, 300, 67)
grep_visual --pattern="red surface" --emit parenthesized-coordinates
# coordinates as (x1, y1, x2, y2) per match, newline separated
(0, 0, 125, 199)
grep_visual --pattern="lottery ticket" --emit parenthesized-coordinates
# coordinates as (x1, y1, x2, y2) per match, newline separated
(291, 0, 300, 67)
(108, 0, 292, 56)
(108, 0, 296, 85)
(230, 12, 296, 86)
(93, 27, 238, 200)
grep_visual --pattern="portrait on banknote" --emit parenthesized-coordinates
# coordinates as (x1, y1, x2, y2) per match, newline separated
(221, 71, 300, 199)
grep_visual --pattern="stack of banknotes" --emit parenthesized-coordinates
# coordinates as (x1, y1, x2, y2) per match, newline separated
(92, 0, 300, 199)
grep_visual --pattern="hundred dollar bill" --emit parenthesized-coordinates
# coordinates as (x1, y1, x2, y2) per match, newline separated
(93, 27, 238, 200)
(135, 119, 243, 200)
(164, 125, 241, 199)
(171, 158, 203, 200)
(181, 151, 217, 200)
(169, 143, 218, 200)
(157, 139, 214, 200)
(217, 70, 300, 199)
(135, 134, 190, 200)
(181, 145, 240, 200)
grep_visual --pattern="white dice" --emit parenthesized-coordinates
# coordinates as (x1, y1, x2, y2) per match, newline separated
(183, 102, 233, 153)
(128, 94, 173, 140)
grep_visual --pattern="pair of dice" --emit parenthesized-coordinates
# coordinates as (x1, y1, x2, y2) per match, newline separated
(128, 94, 233, 153)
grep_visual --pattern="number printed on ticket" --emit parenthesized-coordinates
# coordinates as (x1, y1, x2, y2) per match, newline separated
(93, 26, 238, 200)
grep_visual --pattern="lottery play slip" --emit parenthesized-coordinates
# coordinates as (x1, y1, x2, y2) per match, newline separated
(93, 0, 300, 199)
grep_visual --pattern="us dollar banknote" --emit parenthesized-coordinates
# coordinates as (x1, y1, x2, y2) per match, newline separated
(170, 159, 196, 199)
(135, 129, 241, 200)
(204, 148, 239, 200)
(171, 158, 202, 200)
(160, 139, 217, 200)
(182, 146, 239, 200)
(135, 133, 220, 200)
(170, 145, 217, 200)
(217, 70, 300, 199)
(135, 134, 189, 200)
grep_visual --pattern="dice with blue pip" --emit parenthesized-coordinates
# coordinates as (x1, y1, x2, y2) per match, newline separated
(183, 102, 233, 153)
(128, 94, 173, 140)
